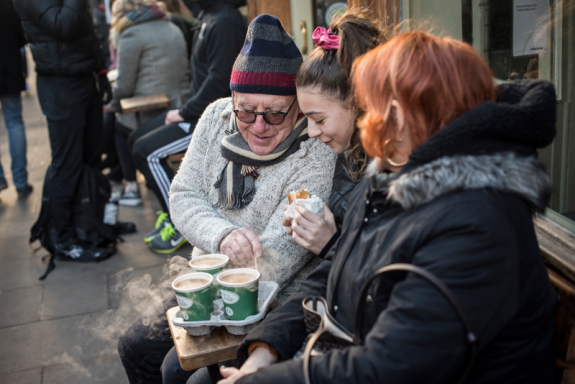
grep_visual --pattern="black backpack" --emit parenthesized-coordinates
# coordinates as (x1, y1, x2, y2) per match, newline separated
(31, 165, 119, 279)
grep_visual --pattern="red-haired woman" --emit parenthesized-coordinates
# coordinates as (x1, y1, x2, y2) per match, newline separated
(218, 32, 557, 384)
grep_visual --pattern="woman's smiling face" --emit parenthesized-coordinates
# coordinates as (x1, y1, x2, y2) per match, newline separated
(297, 86, 355, 154)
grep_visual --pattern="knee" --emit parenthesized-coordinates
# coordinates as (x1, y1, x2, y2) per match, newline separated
(132, 138, 148, 163)
(161, 347, 190, 384)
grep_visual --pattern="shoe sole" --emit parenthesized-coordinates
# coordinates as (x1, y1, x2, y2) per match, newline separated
(148, 239, 188, 254)
(119, 199, 142, 206)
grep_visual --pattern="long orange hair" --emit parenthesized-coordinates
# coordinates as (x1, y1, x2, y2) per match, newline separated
(352, 32, 496, 159)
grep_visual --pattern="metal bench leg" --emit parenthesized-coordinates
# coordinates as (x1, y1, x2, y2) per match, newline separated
(207, 364, 222, 384)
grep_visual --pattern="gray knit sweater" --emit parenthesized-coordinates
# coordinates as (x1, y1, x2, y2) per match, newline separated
(170, 98, 337, 302)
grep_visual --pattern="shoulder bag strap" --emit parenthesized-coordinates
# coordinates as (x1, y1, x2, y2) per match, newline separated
(353, 263, 478, 384)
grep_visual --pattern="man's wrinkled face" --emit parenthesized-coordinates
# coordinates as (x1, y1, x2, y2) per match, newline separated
(233, 92, 300, 156)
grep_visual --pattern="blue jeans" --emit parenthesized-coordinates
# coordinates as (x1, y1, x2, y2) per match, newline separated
(0, 94, 28, 189)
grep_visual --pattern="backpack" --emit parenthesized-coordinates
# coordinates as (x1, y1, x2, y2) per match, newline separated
(31, 165, 119, 279)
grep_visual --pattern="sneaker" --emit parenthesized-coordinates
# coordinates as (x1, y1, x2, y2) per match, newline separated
(0, 177, 7, 191)
(54, 240, 110, 262)
(118, 189, 142, 206)
(17, 184, 33, 198)
(143, 211, 170, 243)
(148, 222, 187, 254)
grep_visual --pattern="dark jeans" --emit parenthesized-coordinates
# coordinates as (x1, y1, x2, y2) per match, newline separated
(115, 119, 138, 182)
(100, 112, 123, 181)
(36, 74, 102, 243)
(118, 296, 194, 384)
(131, 112, 197, 213)
(0, 94, 28, 189)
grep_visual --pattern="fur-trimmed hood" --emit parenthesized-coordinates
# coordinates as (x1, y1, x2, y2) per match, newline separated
(369, 79, 556, 213)
(383, 153, 551, 212)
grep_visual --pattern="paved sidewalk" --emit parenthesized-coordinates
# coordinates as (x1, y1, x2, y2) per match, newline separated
(0, 59, 192, 384)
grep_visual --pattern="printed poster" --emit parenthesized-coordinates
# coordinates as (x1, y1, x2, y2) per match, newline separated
(513, 0, 548, 57)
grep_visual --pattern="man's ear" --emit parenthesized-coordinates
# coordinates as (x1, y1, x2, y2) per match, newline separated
(391, 100, 405, 136)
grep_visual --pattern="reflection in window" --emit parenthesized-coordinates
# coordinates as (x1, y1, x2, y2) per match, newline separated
(461, 0, 549, 81)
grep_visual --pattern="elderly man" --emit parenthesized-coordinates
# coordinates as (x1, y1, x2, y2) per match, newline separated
(117, 14, 336, 384)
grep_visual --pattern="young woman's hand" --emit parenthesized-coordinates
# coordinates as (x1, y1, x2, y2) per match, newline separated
(282, 205, 293, 234)
(290, 203, 337, 255)
(218, 347, 276, 383)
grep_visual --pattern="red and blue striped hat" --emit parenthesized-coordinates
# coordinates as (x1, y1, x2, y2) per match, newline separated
(230, 14, 303, 96)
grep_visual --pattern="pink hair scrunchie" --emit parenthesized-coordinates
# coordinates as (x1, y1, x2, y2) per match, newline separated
(312, 27, 339, 50)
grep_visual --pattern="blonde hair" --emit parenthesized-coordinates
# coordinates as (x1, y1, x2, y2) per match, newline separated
(112, 0, 157, 21)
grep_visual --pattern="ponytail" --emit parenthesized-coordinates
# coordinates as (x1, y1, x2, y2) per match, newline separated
(296, 8, 386, 180)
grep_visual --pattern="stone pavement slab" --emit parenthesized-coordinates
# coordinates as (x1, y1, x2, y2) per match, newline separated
(0, 313, 115, 375)
(0, 51, 196, 382)
(0, 285, 42, 328)
(0, 368, 42, 384)
(43, 354, 128, 384)
(40, 274, 108, 321)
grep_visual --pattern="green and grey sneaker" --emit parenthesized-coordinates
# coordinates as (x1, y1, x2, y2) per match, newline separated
(148, 222, 187, 254)
(144, 211, 170, 243)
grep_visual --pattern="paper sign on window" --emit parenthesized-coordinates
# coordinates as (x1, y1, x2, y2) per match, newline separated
(513, 0, 548, 57)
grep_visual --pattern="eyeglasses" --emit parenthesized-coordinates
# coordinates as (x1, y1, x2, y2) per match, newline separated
(232, 96, 297, 126)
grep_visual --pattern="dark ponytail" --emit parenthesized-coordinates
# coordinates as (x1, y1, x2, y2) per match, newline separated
(296, 8, 386, 180)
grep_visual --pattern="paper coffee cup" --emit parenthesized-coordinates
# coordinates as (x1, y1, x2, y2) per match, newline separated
(217, 268, 260, 321)
(172, 272, 214, 321)
(189, 254, 229, 300)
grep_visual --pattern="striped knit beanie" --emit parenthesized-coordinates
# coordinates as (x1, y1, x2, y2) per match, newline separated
(230, 14, 303, 95)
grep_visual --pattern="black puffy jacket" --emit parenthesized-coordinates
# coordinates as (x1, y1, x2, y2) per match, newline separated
(1, 0, 26, 95)
(236, 79, 558, 384)
(13, 0, 104, 76)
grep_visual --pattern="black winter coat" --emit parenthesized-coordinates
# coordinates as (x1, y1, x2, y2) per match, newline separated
(236, 79, 558, 384)
(13, 0, 104, 76)
(328, 153, 360, 231)
(1, 0, 26, 95)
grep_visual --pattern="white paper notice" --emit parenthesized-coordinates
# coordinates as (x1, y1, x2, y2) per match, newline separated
(513, 0, 548, 57)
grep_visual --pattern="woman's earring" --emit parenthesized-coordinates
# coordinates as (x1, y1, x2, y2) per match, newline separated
(383, 138, 407, 167)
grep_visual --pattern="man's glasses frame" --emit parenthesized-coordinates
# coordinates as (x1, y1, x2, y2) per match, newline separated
(232, 93, 297, 126)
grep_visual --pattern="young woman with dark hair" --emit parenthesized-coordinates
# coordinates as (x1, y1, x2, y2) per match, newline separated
(219, 31, 556, 384)
(282, 9, 386, 255)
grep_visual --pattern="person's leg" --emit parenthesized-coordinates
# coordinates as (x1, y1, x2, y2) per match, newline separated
(186, 368, 210, 384)
(132, 120, 196, 252)
(128, 110, 169, 149)
(132, 119, 197, 213)
(161, 347, 194, 384)
(118, 296, 178, 384)
(100, 112, 121, 172)
(82, 83, 103, 168)
(115, 120, 138, 182)
(0, 94, 29, 190)
(36, 75, 86, 243)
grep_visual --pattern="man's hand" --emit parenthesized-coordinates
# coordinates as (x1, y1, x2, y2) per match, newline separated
(291, 203, 337, 255)
(165, 109, 185, 125)
(219, 227, 262, 266)
(218, 347, 276, 384)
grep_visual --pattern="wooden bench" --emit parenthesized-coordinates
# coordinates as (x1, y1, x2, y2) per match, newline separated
(536, 216, 575, 383)
(120, 94, 170, 126)
(168, 299, 280, 383)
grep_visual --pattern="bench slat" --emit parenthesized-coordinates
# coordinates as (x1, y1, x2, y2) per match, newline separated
(120, 94, 170, 114)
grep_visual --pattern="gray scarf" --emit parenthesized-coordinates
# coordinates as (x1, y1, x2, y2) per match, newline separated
(213, 117, 309, 210)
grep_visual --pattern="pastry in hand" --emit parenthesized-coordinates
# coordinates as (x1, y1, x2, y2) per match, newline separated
(288, 189, 310, 204)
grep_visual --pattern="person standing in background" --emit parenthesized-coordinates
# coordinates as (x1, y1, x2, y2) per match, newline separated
(130, 0, 247, 254)
(14, 0, 113, 261)
(0, 0, 33, 198)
